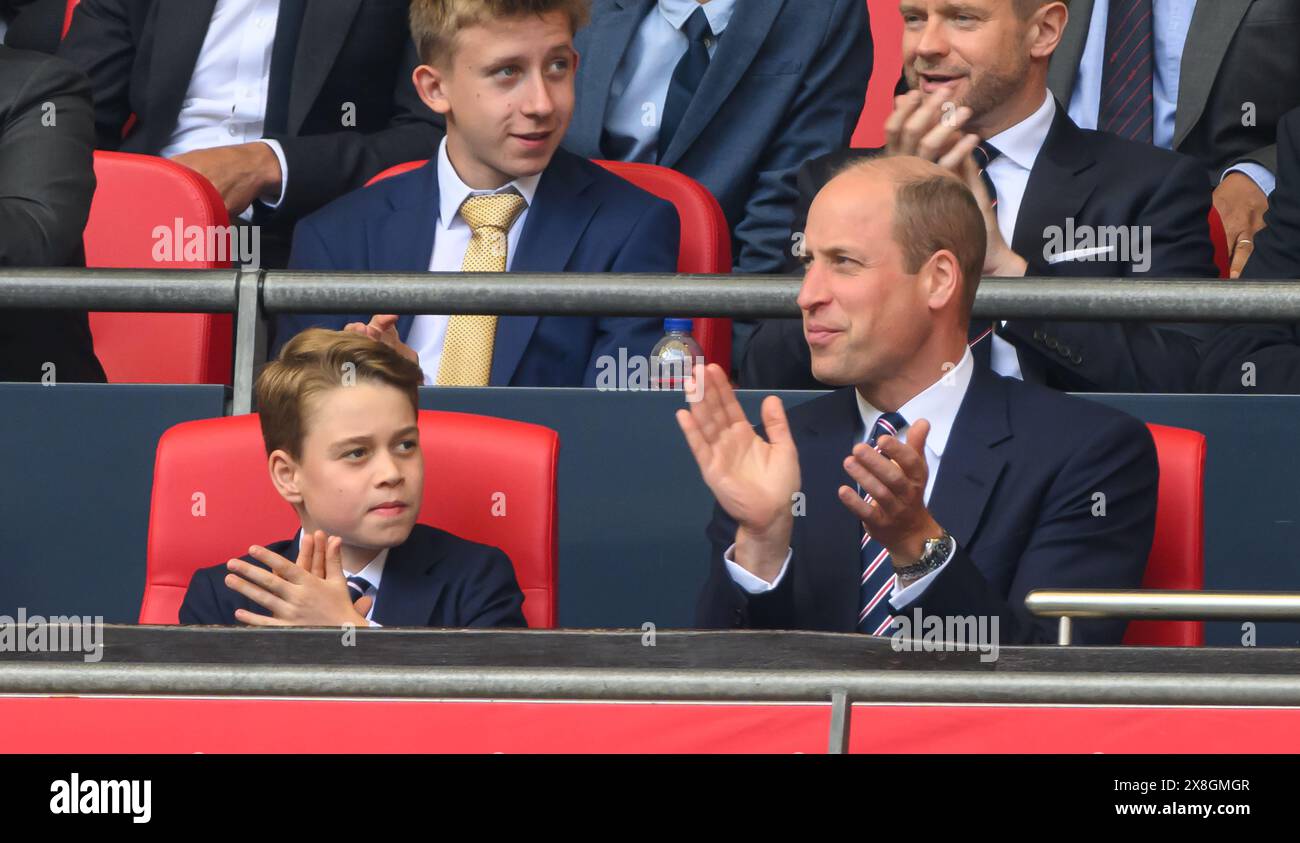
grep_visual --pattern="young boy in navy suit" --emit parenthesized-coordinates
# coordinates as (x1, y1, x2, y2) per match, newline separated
(274, 0, 681, 387)
(179, 329, 527, 627)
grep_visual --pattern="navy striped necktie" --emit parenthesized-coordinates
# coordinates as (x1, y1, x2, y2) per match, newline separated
(968, 141, 1001, 367)
(658, 7, 713, 161)
(346, 575, 373, 605)
(973, 142, 1001, 211)
(1099, 0, 1155, 143)
(858, 411, 908, 635)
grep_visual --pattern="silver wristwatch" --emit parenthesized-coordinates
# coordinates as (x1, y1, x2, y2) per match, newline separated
(894, 530, 954, 580)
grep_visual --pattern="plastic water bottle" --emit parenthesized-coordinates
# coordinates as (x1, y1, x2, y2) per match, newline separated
(650, 318, 705, 391)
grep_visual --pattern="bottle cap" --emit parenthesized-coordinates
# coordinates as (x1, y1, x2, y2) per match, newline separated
(664, 318, 694, 333)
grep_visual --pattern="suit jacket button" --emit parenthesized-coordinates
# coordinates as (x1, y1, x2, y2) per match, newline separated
(1045, 337, 1059, 350)
(1071, 353, 1083, 365)
(1058, 345, 1072, 357)
(1033, 329, 1046, 342)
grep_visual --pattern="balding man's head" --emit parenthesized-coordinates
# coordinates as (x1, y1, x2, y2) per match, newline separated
(831, 156, 986, 315)
(797, 156, 985, 395)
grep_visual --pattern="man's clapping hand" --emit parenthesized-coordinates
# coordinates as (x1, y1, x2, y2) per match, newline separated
(675, 363, 801, 583)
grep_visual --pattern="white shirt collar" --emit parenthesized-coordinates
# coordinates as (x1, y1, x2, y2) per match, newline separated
(294, 528, 389, 587)
(658, 0, 735, 34)
(854, 347, 975, 457)
(436, 136, 541, 228)
(985, 91, 1056, 173)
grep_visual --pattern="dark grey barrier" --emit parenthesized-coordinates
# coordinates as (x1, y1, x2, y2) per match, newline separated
(4, 384, 1298, 645)
(0, 385, 228, 621)
(6, 626, 1300, 706)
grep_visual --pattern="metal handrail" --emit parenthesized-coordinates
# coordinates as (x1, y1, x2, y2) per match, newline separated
(7, 268, 1300, 320)
(6, 662, 1300, 707)
(1026, 589, 1300, 645)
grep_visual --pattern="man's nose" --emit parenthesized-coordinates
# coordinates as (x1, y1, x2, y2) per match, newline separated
(796, 260, 829, 312)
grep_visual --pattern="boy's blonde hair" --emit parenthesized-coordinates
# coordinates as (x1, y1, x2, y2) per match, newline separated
(256, 329, 423, 460)
(409, 0, 591, 66)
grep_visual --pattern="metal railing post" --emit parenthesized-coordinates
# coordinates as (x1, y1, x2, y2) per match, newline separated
(230, 267, 265, 416)
(828, 689, 852, 754)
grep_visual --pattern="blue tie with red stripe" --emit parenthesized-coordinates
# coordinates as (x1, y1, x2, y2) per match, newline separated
(346, 575, 372, 605)
(858, 411, 908, 635)
(1099, 0, 1155, 143)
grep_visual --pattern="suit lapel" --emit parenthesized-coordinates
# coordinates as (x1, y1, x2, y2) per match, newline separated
(658, 0, 785, 168)
(490, 152, 598, 384)
(370, 535, 437, 627)
(798, 389, 866, 631)
(927, 366, 1011, 552)
(368, 159, 442, 341)
(1013, 103, 1099, 271)
(1047, 0, 1092, 102)
(1173, 0, 1252, 150)
(573, 0, 654, 156)
(287, 0, 363, 135)
(145, 0, 217, 151)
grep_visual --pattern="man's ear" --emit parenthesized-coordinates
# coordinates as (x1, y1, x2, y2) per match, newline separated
(1028, 1, 1068, 60)
(412, 63, 452, 117)
(268, 449, 304, 505)
(922, 249, 962, 314)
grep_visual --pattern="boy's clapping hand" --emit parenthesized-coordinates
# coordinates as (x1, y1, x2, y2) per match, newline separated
(225, 530, 374, 627)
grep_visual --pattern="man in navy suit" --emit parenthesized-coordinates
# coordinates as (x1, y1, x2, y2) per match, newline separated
(678, 156, 1157, 645)
(276, 0, 679, 387)
(743, 0, 1219, 394)
(564, 0, 871, 365)
(1195, 107, 1300, 393)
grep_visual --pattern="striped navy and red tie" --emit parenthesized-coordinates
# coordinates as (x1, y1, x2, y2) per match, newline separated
(858, 411, 908, 636)
(346, 575, 373, 605)
(1098, 0, 1155, 143)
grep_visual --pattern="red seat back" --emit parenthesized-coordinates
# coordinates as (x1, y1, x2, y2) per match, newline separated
(366, 159, 734, 373)
(85, 151, 233, 384)
(63, 0, 78, 37)
(141, 410, 559, 628)
(1209, 206, 1230, 279)
(1124, 423, 1206, 646)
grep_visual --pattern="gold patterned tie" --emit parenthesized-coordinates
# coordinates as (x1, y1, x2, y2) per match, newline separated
(436, 192, 528, 386)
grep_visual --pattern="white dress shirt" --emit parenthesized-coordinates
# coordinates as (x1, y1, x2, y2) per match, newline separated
(1065, 0, 1274, 194)
(157, 0, 290, 216)
(294, 528, 388, 628)
(405, 137, 542, 385)
(725, 348, 976, 609)
(979, 90, 1058, 380)
(603, 0, 737, 162)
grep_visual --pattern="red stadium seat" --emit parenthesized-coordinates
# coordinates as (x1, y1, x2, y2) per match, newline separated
(62, 0, 78, 38)
(84, 151, 234, 384)
(1209, 206, 1230, 278)
(366, 159, 734, 373)
(1124, 423, 1206, 646)
(140, 410, 560, 628)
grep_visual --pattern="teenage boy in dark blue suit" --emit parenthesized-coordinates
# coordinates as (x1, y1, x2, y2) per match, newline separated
(180, 328, 526, 627)
(275, 0, 680, 387)
(678, 157, 1157, 646)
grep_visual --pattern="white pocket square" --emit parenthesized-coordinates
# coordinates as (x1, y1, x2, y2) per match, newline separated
(1047, 245, 1117, 264)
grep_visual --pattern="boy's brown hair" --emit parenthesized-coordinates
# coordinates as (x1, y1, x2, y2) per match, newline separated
(409, 0, 591, 66)
(256, 329, 423, 459)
